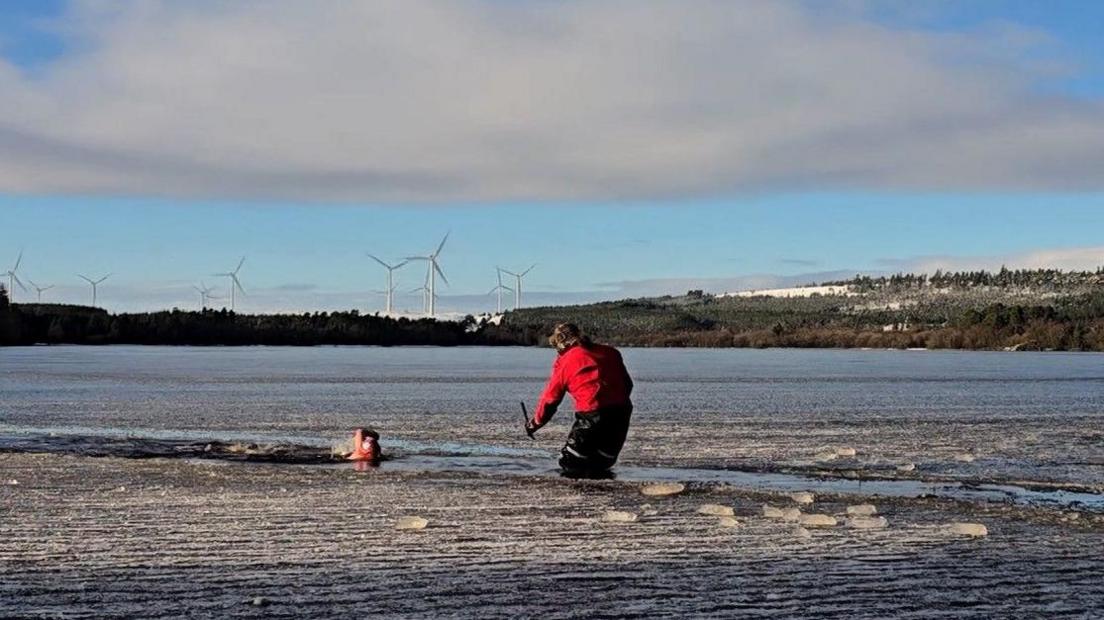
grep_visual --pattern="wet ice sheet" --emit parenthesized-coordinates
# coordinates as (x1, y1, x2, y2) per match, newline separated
(2, 452, 1103, 619)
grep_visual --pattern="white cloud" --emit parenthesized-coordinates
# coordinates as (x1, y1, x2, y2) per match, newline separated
(879, 245, 1104, 274)
(0, 0, 1101, 203)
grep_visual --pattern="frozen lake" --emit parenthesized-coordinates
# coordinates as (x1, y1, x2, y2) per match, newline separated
(3, 346, 1104, 618)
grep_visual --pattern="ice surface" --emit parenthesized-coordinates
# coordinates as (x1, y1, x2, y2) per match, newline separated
(896, 463, 916, 472)
(3, 452, 1103, 618)
(835, 447, 857, 457)
(781, 508, 802, 522)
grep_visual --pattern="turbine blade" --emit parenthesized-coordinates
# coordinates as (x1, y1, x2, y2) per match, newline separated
(96, 274, 112, 284)
(13, 250, 23, 271)
(394, 259, 409, 269)
(434, 232, 450, 257)
(501, 269, 518, 277)
(235, 256, 246, 273)
(12, 274, 27, 291)
(367, 254, 389, 269)
(404, 256, 428, 262)
(77, 274, 93, 284)
(43, 285, 54, 291)
(232, 275, 246, 295)
(433, 262, 449, 286)
(521, 264, 536, 276)
(27, 279, 38, 290)
(193, 286, 203, 293)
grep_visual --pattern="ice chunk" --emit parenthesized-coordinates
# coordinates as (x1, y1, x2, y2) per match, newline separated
(953, 453, 975, 463)
(835, 447, 857, 457)
(789, 492, 814, 505)
(896, 463, 916, 472)
(602, 510, 639, 523)
(762, 505, 785, 518)
(395, 516, 429, 530)
(798, 514, 838, 527)
(793, 526, 812, 539)
(814, 451, 838, 462)
(846, 504, 878, 516)
(781, 508, 802, 522)
(848, 516, 888, 529)
(717, 516, 740, 528)
(640, 482, 685, 497)
(948, 522, 988, 537)
(697, 504, 735, 517)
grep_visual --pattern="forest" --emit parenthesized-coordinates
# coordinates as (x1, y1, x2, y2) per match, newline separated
(0, 289, 514, 347)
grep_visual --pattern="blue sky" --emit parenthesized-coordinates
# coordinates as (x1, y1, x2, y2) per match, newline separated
(1, 2, 1103, 312)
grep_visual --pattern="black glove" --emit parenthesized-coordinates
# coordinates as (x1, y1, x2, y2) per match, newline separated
(525, 417, 543, 438)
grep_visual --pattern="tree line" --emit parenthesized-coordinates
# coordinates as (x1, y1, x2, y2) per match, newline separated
(0, 290, 519, 347)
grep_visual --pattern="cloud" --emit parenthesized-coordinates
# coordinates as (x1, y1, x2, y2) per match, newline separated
(778, 258, 821, 267)
(271, 283, 319, 292)
(0, 1, 1101, 203)
(878, 245, 1104, 274)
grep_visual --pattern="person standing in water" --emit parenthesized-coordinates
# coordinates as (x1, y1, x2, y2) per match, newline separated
(526, 323, 634, 474)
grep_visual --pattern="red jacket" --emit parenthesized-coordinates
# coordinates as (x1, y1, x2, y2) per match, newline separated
(533, 343, 633, 426)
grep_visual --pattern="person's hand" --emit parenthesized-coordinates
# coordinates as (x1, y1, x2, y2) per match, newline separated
(525, 418, 543, 438)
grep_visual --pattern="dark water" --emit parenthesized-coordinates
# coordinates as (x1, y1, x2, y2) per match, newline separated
(2, 346, 1103, 489)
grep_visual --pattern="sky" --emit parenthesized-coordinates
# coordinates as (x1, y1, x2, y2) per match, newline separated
(1, 1, 1103, 313)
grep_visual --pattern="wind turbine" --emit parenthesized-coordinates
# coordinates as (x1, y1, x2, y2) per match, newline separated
(77, 273, 111, 307)
(193, 282, 220, 309)
(405, 233, 449, 317)
(2, 250, 26, 302)
(213, 257, 246, 311)
(367, 254, 408, 315)
(410, 267, 436, 314)
(500, 264, 536, 309)
(488, 267, 514, 314)
(27, 280, 54, 303)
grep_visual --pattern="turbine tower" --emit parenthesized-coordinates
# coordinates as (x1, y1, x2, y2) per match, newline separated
(27, 280, 54, 303)
(2, 250, 26, 302)
(500, 264, 536, 309)
(488, 267, 514, 314)
(77, 273, 111, 307)
(213, 257, 246, 311)
(193, 282, 219, 309)
(405, 233, 449, 317)
(410, 267, 436, 314)
(367, 254, 408, 314)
